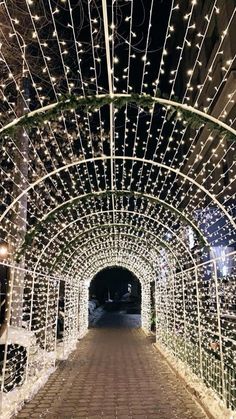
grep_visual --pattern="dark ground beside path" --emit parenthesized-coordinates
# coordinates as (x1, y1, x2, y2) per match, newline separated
(16, 312, 207, 419)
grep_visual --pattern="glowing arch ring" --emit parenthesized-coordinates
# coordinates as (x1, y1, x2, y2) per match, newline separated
(57, 234, 180, 275)
(23, 189, 208, 248)
(59, 230, 191, 275)
(77, 252, 157, 285)
(75, 250, 158, 284)
(1, 157, 233, 238)
(46, 209, 195, 271)
(33, 222, 182, 276)
(64, 241, 181, 281)
(1, 94, 235, 139)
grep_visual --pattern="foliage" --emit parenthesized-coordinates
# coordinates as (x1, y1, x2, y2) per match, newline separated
(1, 93, 235, 142)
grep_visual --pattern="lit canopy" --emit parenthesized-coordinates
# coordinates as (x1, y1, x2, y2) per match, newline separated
(0, 0, 235, 281)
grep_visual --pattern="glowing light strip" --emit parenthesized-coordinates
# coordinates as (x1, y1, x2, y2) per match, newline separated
(1, 156, 234, 231)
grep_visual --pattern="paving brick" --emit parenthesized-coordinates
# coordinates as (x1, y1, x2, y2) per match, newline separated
(15, 326, 207, 419)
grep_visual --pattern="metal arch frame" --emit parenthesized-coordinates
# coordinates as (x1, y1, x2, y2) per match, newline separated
(60, 235, 175, 277)
(1, 94, 236, 139)
(84, 262, 147, 286)
(62, 246, 157, 331)
(22, 189, 208, 248)
(64, 242, 175, 285)
(67, 230, 202, 373)
(32, 221, 187, 277)
(59, 231, 185, 274)
(46, 209, 194, 271)
(38, 227, 178, 283)
(76, 251, 156, 333)
(51, 235, 182, 316)
(66, 239, 181, 289)
(61, 235, 162, 274)
(66, 236, 186, 332)
(50, 208, 194, 263)
(83, 262, 153, 288)
(63, 237, 167, 286)
(74, 249, 157, 285)
(1, 156, 234, 235)
(76, 251, 157, 285)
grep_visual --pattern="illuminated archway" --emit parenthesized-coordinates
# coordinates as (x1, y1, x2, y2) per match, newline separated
(0, 1, 235, 416)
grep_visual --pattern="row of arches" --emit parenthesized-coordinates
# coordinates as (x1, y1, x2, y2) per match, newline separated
(0, 0, 235, 416)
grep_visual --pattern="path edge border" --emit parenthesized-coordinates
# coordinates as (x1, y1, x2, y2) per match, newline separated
(152, 342, 236, 419)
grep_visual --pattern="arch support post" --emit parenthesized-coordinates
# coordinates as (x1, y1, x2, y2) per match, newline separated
(63, 279, 79, 358)
(141, 282, 152, 333)
(194, 267, 203, 379)
(212, 260, 226, 402)
(78, 281, 89, 339)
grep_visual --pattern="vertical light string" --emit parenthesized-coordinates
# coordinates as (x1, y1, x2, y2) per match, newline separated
(212, 259, 226, 399)
(102, 0, 115, 223)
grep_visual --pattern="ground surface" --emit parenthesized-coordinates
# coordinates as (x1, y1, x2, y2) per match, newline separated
(94, 310, 141, 328)
(16, 312, 207, 419)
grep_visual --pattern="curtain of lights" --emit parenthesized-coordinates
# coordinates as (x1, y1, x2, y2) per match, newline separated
(0, 0, 235, 416)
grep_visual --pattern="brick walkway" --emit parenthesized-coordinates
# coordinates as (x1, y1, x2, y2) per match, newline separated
(16, 316, 207, 419)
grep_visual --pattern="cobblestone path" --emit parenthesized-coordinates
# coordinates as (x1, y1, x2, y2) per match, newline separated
(16, 316, 207, 419)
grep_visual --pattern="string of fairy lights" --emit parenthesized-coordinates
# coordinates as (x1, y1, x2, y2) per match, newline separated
(0, 1, 234, 254)
(0, 0, 235, 413)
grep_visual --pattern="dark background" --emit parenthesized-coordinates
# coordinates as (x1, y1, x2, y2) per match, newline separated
(89, 267, 141, 304)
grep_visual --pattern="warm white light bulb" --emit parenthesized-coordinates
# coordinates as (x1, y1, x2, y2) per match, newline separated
(0, 244, 8, 258)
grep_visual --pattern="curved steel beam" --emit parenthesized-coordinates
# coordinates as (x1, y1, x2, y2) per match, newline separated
(46, 209, 194, 270)
(1, 157, 233, 239)
(22, 189, 207, 248)
(32, 221, 185, 276)
(1, 94, 235, 139)
(61, 234, 163, 271)
(73, 248, 158, 282)
(63, 239, 176, 280)
(70, 247, 158, 284)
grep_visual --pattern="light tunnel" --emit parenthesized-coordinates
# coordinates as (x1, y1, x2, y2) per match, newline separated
(1, 98, 236, 417)
(0, 0, 236, 417)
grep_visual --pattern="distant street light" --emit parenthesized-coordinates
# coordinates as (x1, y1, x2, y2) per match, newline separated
(0, 243, 8, 258)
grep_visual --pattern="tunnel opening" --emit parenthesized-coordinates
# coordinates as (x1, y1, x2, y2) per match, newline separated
(88, 266, 142, 328)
